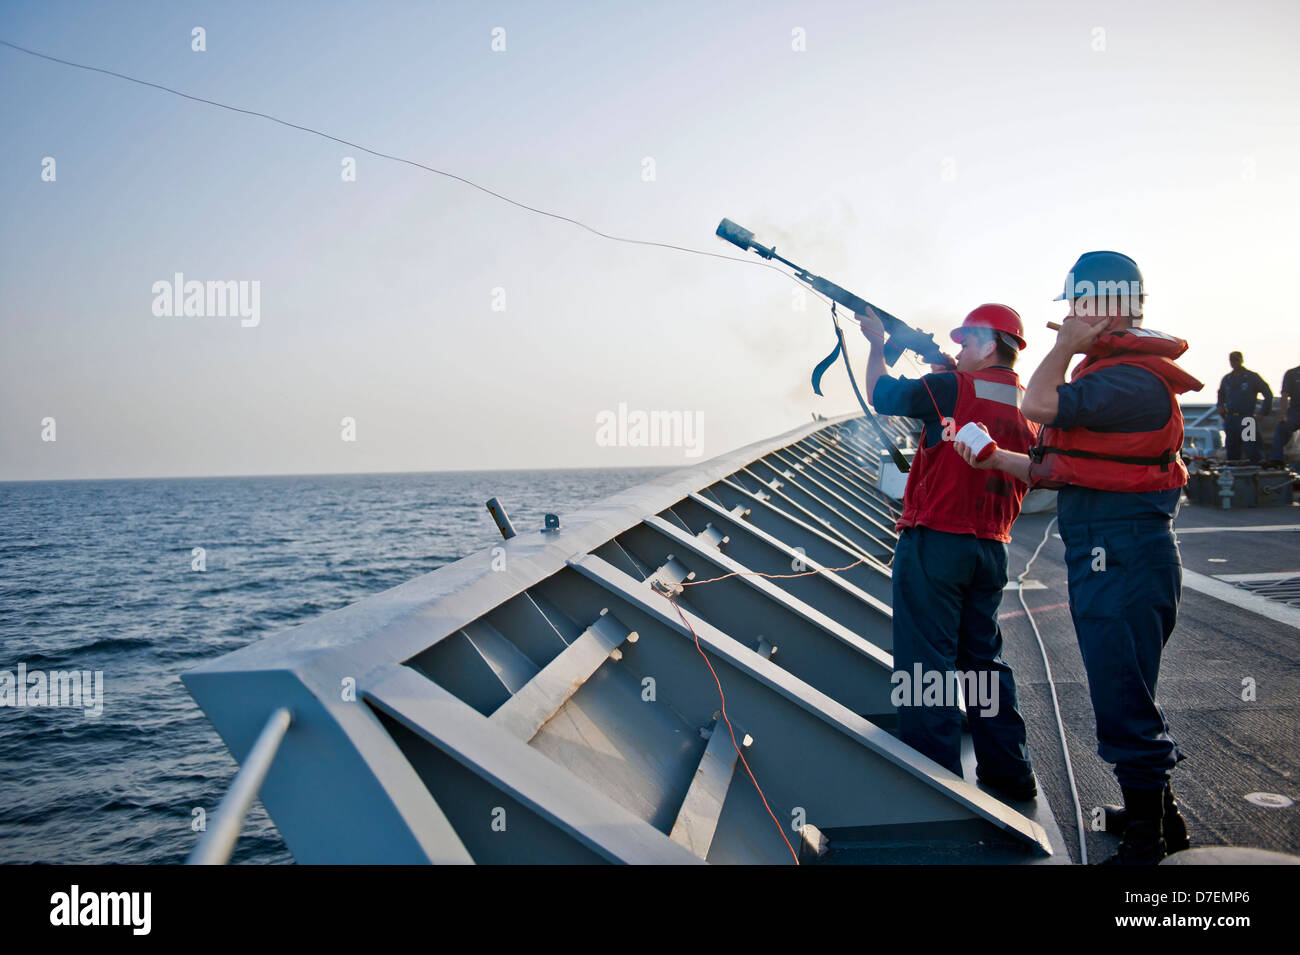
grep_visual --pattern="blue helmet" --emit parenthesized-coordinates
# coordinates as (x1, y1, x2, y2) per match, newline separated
(1054, 251, 1145, 301)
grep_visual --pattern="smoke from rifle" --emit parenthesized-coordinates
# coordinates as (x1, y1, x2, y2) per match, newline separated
(715, 218, 950, 367)
(716, 217, 931, 472)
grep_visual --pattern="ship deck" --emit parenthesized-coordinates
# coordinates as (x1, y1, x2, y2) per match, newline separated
(183, 412, 1298, 864)
(1002, 502, 1300, 863)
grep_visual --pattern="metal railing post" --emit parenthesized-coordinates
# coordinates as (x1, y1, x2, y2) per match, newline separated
(188, 707, 293, 865)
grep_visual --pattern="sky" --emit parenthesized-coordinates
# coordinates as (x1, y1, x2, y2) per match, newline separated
(2, 0, 1297, 480)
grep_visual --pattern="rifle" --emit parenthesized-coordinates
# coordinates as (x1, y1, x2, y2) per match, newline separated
(716, 218, 951, 472)
(715, 218, 950, 367)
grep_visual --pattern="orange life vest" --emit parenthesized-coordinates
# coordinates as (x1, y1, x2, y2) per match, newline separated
(1028, 328, 1204, 492)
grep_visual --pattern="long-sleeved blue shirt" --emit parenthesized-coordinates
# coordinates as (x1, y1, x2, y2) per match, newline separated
(1217, 369, 1273, 416)
(871, 372, 958, 446)
(1052, 365, 1171, 433)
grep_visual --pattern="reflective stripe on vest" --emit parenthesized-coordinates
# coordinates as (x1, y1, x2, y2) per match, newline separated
(896, 367, 1039, 543)
(1126, 327, 1181, 343)
(974, 378, 1023, 408)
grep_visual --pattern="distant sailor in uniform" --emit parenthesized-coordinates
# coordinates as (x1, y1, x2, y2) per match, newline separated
(1216, 352, 1273, 463)
(954, 251, 1201, 864)
(1268, 361, 1300, 466)
(857, 303, 1040, 802)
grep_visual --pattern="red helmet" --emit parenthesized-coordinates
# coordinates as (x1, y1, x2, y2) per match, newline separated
(950, 303, 1026, 351)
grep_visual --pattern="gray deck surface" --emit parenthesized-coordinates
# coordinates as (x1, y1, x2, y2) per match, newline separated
(1000, 501, 1300, 864)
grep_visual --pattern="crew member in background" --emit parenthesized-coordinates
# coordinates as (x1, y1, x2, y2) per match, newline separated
(857, 303, 1039, 802)
(953, 251, 1200, 865)
(1216, 351, 1272, 463)
(1268, 362, 1300, 466)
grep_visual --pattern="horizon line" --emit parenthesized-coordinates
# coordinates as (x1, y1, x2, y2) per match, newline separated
(0, 462, 679, 485)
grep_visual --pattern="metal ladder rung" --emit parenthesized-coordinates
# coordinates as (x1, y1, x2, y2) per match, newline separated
(694, 522, 730, 551)
(488, 609, 638, 742)
(669, 718, 745, 859)
(650, 555, 696, 598)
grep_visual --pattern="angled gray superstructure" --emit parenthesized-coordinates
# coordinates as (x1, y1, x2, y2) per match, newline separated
(184, 412, 1066, 864)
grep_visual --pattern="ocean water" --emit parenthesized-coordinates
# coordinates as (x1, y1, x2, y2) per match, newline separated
(0, 467, 669, 864)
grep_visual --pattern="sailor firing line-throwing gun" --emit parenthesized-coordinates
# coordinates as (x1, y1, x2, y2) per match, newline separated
(859, 296, 1046, 807)
(715, 216, 1047, 806)
(715, 218, 962, 473)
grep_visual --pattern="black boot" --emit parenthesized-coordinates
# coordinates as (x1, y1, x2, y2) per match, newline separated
(1101, 786, 1166, 865)
(976, 768, 1037, 801)
(1102, 783, 1190, 852)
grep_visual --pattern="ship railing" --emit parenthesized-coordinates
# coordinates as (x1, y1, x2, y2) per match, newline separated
(187, 707, 293, 865)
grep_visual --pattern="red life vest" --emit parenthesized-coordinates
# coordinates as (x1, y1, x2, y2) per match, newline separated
(897, 367, 1039, 543)
(1027, 328, 1205, 492)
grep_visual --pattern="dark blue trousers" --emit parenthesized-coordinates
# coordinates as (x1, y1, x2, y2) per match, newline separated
(1224, 413, 1261, 463)
(1059, 515, 1183, 790)
(891, 526, 1032, 779)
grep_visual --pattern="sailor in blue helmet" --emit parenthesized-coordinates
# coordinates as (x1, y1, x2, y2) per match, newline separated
(952, 252, 1202, 864)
